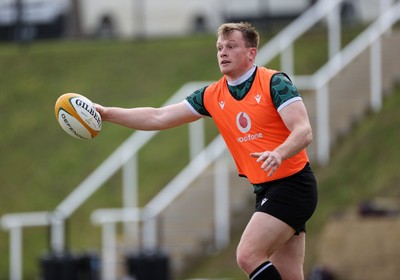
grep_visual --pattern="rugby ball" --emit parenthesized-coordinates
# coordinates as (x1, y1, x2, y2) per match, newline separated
(55, 93, 102, 140)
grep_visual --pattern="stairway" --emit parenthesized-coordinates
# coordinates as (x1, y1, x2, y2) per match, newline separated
(154, 161, 253, 278)
(302, 31, 400, 160)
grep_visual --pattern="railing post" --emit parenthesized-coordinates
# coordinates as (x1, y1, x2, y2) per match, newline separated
(370, 37, 382, 112)
(214, 152, 230, 250)
(50, 211, 65, 254)
(142, 211, 158, 251)
(10, 226, 22, 280)
(316, 84, 330, 165)
(122, 155, 138, 209)
(122, 155, 139, 244)
(91, 208, 143, 280)
(101, 222, 117, 280)
(189, 118, 205, 160)
(327, 1, 341, 59)
(382, 0, 393, 35)
(1, 212, 50, 280)
(281, 43, 294, 76)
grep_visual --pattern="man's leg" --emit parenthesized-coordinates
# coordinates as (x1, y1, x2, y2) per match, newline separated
(248, 261, 281, 280)
(270, 232, 306, 280)
(236, 212, 295, 279)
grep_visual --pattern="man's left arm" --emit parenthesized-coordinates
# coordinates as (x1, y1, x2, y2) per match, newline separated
(251, 73, 313, 176)
(251, 100, 312, 176)
(274, 101, 313, 160)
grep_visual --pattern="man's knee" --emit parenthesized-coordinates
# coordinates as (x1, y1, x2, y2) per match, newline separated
(236, 245, 252, 273)
(236, 244, 264, 274)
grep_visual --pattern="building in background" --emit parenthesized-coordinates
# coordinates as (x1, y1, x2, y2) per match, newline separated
(0, 0, 70, 41)
(77, 0, 384, 39)
(0, 0, 386, 41)
(77, 0, 223, 39)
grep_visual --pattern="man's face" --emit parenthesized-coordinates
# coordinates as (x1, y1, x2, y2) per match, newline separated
(216, 30, 256, 81)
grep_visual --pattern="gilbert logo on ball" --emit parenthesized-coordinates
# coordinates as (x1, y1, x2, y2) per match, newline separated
(55, 93, 102, 140)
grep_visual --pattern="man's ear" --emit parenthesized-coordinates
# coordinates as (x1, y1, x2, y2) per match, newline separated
(249, 47, 257, 61)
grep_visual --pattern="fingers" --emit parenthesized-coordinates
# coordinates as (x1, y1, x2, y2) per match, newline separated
(262, 156, 277, 176)
(250, 152, 264, 162)
(250, 151, 281, 176)
(93, 103, 106, 119)
(93, 103, 102, 113)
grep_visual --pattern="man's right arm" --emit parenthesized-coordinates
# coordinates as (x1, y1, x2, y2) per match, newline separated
(96, 101, 201, 131)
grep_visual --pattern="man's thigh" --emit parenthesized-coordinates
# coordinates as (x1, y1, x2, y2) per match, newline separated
(237, 212, 295, 263)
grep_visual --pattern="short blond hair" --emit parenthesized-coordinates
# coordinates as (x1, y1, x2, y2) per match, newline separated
(217, 22, 260, 49)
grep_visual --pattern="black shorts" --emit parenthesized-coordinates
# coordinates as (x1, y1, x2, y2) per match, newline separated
(253, 163, 318, 234)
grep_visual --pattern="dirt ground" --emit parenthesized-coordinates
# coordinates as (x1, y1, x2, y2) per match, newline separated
(315, 198, 400, 280)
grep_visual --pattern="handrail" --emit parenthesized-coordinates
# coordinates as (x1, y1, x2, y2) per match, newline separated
(55, 81, 212, 218)
(313, 2, 399, 88)
(49, 81, 211, 252)
(0, 212, 50, 280)
(1, 212, 50, 229)
(301, 1, 400, 164)
(256, 0, 344, 67)
(144, 135, 225, 217)
(141, 136, 227, 249)
(91, 136, 228, 279)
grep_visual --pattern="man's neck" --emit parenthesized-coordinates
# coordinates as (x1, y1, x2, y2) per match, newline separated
(227, 65, 256, 86)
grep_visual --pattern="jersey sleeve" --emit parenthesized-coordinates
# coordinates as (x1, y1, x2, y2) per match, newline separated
(185, 86, 211, 117)
(270, 73, 302, 112)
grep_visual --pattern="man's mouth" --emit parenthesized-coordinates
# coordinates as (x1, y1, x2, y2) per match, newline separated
(221, 60, 230, 65)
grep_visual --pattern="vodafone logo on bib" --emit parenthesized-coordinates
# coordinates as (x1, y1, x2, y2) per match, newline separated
(236, 111, 263, 143)
(236, 112, 251, 133)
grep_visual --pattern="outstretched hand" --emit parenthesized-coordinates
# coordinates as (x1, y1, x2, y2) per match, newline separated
(94, 103, 107, 121)
(250, 151, 282, 176)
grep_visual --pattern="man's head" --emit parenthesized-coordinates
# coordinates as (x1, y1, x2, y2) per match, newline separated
(216, 22, 259, 81)
(217, 22, 260, 50)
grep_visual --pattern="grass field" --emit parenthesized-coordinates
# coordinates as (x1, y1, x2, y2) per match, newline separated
(1, 24, 395, 279)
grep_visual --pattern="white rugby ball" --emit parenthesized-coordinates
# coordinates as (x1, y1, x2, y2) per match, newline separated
(55, 93, 102, 140)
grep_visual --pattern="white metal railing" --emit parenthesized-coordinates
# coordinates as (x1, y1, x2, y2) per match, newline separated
(0, 212, 50, 280)
(256, 0, 343, 70)
(91, 136, 230, 279)
(295, 0, 399, 164)
(1, 0, 399, 279)
(0, 81, 212, 280)
(50, 81, 212, 253)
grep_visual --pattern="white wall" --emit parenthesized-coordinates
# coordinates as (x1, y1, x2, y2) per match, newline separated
(79, 0, 224, 39)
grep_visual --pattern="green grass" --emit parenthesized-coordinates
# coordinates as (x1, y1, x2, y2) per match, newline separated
(0, 25, 380, 278)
